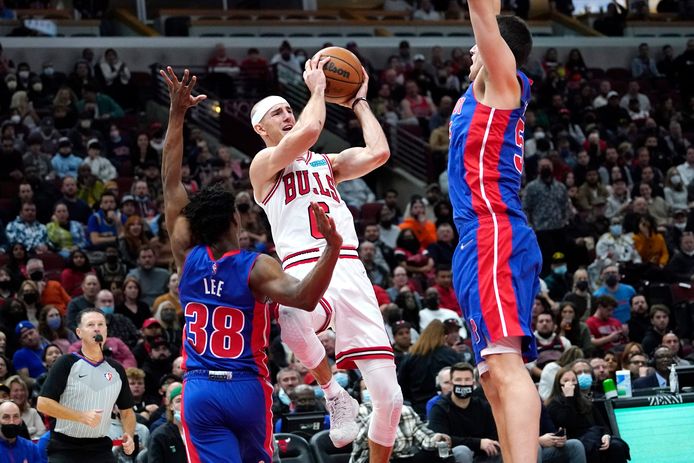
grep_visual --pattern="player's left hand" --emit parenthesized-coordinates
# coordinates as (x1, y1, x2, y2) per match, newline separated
(310, 202, 342, 248)
(122, 433, 135, 455)
(160, 67, 207, 113)
(340, 66, 369, 109)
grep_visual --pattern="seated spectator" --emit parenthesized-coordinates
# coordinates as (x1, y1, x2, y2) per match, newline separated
(429, 362, 501, 463)
(351, 378, 450, 463)
(392, 320, 413, 367)
(412, 0, 441, 20)
(666, 231, 694, 282)
(556, 302, 592, 353)
(431, 264, 460, 316)
(359, 241, 390, 288)
(661, 332, 690, 366)
(544, 252, 571, 302)
(398, 320, 461, 417)
(95, 48, 132, 101)
(562, 269, 594, 321)
(399, 80, 436, 135)
(631, 43, 662, 79)
(51, 137, 82, 179)
(399, 196, 437, 249)
(624, 351, 650, 381)
(6, 374, 45, 439)
(546, 367, 629, 462)
(96, 245, 128, 291)
(12, 320, 48, 384)
(147, 383, 187, 462)
(22, 133, 52, 179)
(87, 191, 122, 251)
(76, 163, 105, 208)
(539, 346, 585, 401)
(664, 168, 688, 211)
(239, 48, 270, 97)
(127, 245, 170, 307)
(66, 274, 100, 330)
(118, 215, 149, 270)
(125, 367, 159, 423)
(427, 223, 455, 268)
(153, 300, 181, 355)
(117, 276, 150, 330)
(642, 305, 671, 355)
(270, 41, 302, 86)
(532, 311, 572, 375)
(633, 346, 675, 389)
(425, 366, 452, 419)
(59, 176, 91, 225)
(586, 296, 628, 353)
(633, 214, 669, 267)
(418, 287, 460, 332)
(95, 289, 140, 349)
(272, 367, 303, 419)
(0, 400, 42, 462)
(337, 178, 375, 210)
(25, 258, 70, 315)
(37, 306, 76, 355)
(0, 135, 24, 182)
(131, 180, 157, 220)
(594, 217, 641, 267)
(47, 203, 88, 259)
(152, 272, 181, 318)
(60, 250, 94, 297)
(275, 384, 329, 435)
(77, 83, 124, 121)
(593, 265, 636, 324)
(576, 169, 609, 213)
(5, 202, 48, 254)
(82, 138, 117, 183)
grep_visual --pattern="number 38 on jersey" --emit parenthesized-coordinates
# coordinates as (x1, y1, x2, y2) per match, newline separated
(185, 302, 246, 358)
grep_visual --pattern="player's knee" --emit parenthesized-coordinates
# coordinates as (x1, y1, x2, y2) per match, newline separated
(278, 307, 311, 342)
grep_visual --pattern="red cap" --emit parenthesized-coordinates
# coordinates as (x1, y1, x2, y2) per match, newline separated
(142, 318, 161, 329)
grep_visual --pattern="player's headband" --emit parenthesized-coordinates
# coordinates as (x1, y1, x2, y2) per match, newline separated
(251, 96, 290, 127)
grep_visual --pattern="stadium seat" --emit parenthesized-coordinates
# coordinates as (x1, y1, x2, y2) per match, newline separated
(275, 433, 315, 463)
(164, 16, 191, 36)
(115, 177, 134, 197)
(360, 202, 383, 226)
(587, 68, 605, 79)
(310, 430, 352, 463)
(0, 181, 18, 199)
(39, 252, 66, 281)
(0, 198, 12, 223)
(605, 67, 631, 82)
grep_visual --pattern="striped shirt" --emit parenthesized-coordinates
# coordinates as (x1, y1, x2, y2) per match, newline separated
(40, 351, 133, 438)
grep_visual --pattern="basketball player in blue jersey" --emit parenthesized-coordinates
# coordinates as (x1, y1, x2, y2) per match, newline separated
(159, 66, 343, 463)
(447, 1, 541, 462)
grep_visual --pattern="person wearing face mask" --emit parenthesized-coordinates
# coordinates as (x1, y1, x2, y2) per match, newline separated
(274, 384, 330, 437)
(543, 252, 572, 302)
(523, 157, 570, 275)
(147, 383, 188, 462)
(429, 362, 501, 463)
(272, 367, 304, 418)
(562, 269, 595, 321)
(664, 167, 688, 211)
(592, 265, 636, 325)
(25, 258, 71, 315)
(153, 300, 182, 356)
(38, 306, 77, 355)
(665, 231, 694, 282)
(95, 289, 140, 350)
(418, 287, 461, 332)
(594, 217, 641, 271)
(0, 400, 42, 462)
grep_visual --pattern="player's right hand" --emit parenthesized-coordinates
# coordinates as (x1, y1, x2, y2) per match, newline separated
(310, 202, 342, 248)
(160, 66, 207, 113)
(82, 409, 103, 428)
(303, 55, 329, 94)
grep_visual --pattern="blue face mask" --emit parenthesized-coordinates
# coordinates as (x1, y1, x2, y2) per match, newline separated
(610, 224, 622, 236)
(361, 390, 371, 404)
(47, 316, 62, 330)
(173, 411, 181, 422)
(101, 306, 114, 316)
(578, 373, 593, 390)
(334, 372, 349, 388)
(313, 386, 325, 399)
(278, 387, 291, 405)
(554, 264, 568, 275)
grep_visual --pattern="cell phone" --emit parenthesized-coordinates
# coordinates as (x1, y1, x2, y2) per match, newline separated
(554, 427, 565, 437)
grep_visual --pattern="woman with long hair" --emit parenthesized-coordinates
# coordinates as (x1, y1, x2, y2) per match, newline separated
(396, 319, 461, 417)
(663, 166, 688, 212)
(538, 346, 584, 401)
(37, 306, 76, 355)
(394, 229, 434, 289)
(7, 242, 28, 288)
(116, 276, 150, 329)
(153, 300, 182, 355)
(118, 215, 148, 269)
(7, 374, 46, 439)
(633, 214, 669, 267)
(0, 353, 13, 383)
(60, 249, 94, 297)
(17, 280, 41, 325)
(546, 367, 629, 462)
(555, 302, 592, 353)
(47, 202, 88, 259)
(0, 266, 15, 310)
(34, 343, 62, 394)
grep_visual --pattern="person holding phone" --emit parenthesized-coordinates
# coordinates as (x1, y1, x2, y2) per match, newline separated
(538, 407, 587, 463)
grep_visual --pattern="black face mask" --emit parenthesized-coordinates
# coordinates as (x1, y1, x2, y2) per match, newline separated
(0, 280, 11, 290)
(106, 254, 119, 264)
(576, 280, 589, 291)
(29, 270, 44, 282)
(540, 167, 553, 182)
(237, 203, 250, 213)
(605, 275, 619, 287)
(453, 385, 473, 400)
(22, 292, 38, 305)
(425, 297, 439, 310)
(1, 423, 21, 439)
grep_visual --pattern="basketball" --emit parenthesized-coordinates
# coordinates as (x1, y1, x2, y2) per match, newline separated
(313, 46, 364, 104)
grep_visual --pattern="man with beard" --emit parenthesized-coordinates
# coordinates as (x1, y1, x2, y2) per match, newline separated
(60, 175, 92, 224)
(627, 294, 650, 344)
(141, 335, 174, 398)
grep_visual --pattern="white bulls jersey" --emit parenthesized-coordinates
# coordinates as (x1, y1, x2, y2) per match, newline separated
(256, 151, 360, 269)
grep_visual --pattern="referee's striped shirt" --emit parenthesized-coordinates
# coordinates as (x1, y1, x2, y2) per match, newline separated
(40, 351, 134, 438)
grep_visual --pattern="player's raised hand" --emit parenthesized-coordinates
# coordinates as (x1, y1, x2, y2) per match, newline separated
(160, 66, 207, 113)
(303, 55, 330, 95)
(311, 202, 342, 248)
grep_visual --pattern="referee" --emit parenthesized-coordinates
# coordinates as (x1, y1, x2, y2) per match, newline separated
(37, 308, 136, 462)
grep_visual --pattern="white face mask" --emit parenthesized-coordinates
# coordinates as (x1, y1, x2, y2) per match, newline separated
(32, 83, 42, 92)
(671, 175, 682, 185)
(6, 81, 16, 90)
(10, 115, 20, 124)
(675, 222, 687, 231)
(18, 70, 29, 79)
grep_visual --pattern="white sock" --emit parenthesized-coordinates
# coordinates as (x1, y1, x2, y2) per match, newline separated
(321, 377, 342, 399)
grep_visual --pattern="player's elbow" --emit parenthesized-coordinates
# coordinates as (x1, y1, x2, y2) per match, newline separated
(36, 397, 49, 414)
(374, 147, 390, 166)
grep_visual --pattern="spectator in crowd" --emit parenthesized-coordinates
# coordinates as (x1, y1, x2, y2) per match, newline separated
(275, 384, 329, 435)
(83, 138, 117, 182)
(418, 287, 460, 332)
(66, 273, 100, 330)
(153, 299, 181, 355)
(23, 133, 52, 179)
(127, 245, 170, 307)
(594, 217, 641, 271)
(76, 162, 105, 208)
(399, 196, 437, 249)
(51, 137, 82, 179)
(125, 367, 159, 423)
(77, 83, 124, 120)
(642, 305, 671, 355)
(429, 362, 501, 463)
(95, 288, 140, 349)
(59, 176, 91, 225)
(60, 250, 93, 297)
(118, 215, 149, 270)
(152, 272, 181, 318)
(425, 366, 451, 419)
(662, 332, 690, 366)
(95, 48, 132, 104)
(117, 276, 150, 330)
(7, 374, 46, 439)
(96, 245, 128, 291)
(546, 367, 629, 462)
(562, 269, 594, 321)
(359, 240, 390, 288)
(586, 296, 627, 353)
(240, 48, 271, 97)
(544, 252, 571, 302)
(412, 0, 441, 20)
(87, 191, 122, 251)
(556, 302, 592, 354)
(624, 351, 650, 381)
(633, 345, 675, 389)
(337, 178, 376, 210)
(431, 264, 460, 316)
(270, 41, 302, 86)
(391, 319, 413, 366)
(24, 259, 70, 315)
(620, 81, 651, 114)
(664, 169, 687, 212)
(593, 265, 636, 324)
(5, 202, 48, 254)
(37, 305, 75, 355)
(627, 294, 650, 344)
(0, 400, 41, 463)
(12, 320, 48, 384)
(47, 202, 88, 258)
(272, 367, 303, 419)
(0, 135, 23, 181)
(398, 320, 461, 417)
(147, 383, 187, 462)
(538, 346, 585, 402)
(666, 231, 694, 281)
(427, 223, 456, 268)
(633, 214, 669, 267)
(400, 80, 436, 135)
(631, 43, 662, 79)
(351, 378, 451, 463)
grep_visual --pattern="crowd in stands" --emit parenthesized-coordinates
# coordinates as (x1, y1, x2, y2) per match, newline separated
(0, 27, 694, 462)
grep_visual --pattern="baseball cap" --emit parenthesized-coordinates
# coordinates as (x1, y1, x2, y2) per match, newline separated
(87, 138, 101, 150)
(551, 252, 566, 265)
(443, 318, 462, 333)
(121, 194, 136, 206)
(392, 320, 412, 333)
(607, 91, 619, 99)
(142, 318, 161, 330)
(15, 320, 36, 336)
(58, 137, 72, 148)
(413, 54, 426, 62)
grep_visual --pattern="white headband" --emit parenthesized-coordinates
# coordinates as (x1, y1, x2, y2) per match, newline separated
(251, 96, 290, 126)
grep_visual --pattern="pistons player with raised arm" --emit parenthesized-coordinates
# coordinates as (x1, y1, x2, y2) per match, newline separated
(250, 56, 402, 462)
(447, 1, 541, 462)
(160, 67, 343, 463)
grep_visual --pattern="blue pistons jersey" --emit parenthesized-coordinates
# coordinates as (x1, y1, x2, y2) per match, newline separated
(179, 245, 270, 378)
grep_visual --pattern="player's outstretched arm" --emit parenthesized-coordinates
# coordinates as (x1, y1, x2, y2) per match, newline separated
(160, 67, 207, 271)
(250, 56, 329, 188)
(249, 203, 342, 310)
(468, 0, 518, 93)
(329, 68, 390, 184)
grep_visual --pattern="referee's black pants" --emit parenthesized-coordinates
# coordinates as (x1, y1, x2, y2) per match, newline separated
(48, 432, 116, 463)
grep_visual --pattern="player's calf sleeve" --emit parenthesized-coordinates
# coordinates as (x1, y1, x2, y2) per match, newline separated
(278, 306, 326, 370)
(355, 359, 403, 447)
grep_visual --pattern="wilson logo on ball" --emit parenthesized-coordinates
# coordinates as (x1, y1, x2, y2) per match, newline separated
(325, 61, 350, 79)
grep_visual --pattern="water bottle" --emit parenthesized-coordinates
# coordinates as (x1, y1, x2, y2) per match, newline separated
(669, 364, 679, 394)
(603, 378, 617, 399)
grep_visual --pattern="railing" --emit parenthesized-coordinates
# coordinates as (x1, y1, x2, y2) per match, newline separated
(386, 124, 431, 183)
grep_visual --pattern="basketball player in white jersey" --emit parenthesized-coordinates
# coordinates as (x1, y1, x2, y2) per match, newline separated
(250, 56, 402, 462)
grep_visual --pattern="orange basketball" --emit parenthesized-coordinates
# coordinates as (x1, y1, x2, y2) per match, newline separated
(313, 46, 364, 104)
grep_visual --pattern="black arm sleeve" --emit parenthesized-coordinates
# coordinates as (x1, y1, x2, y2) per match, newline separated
(39, 354, 76, 401)
(110, 359, 135, 409)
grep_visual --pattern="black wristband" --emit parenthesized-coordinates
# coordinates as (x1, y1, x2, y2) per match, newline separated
(351, 97, 368, 111)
